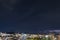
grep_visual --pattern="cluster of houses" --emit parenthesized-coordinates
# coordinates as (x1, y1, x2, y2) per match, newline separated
(0, 30, 60, 40)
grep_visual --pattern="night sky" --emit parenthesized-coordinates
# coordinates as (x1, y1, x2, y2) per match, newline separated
(0, 0, 59, 32)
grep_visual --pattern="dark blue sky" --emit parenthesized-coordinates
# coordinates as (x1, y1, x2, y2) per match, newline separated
(0, 0, 59, 32)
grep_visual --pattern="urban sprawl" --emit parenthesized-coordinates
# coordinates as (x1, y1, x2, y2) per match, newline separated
(0, 32, 60, 40)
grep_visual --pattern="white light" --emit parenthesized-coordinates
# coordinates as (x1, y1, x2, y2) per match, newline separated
(55, 38, 57, 40)
(45, 35, 48, 38)
(23, 34, 27, 36)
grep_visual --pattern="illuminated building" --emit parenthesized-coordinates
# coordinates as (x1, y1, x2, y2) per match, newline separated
(57, 33, 60, 40)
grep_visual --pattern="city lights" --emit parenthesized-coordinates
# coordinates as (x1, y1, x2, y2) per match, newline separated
(0, 32, 60, 40)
